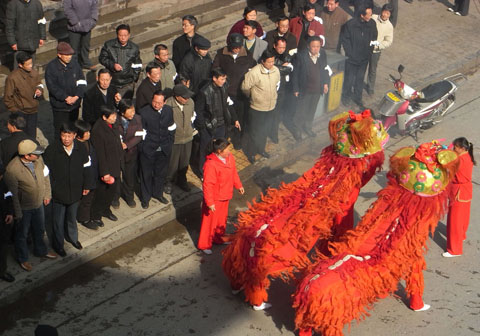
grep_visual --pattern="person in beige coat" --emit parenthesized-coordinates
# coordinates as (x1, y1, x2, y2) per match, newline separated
(4, 140, 56, 272)
(241, 50, 280, 163)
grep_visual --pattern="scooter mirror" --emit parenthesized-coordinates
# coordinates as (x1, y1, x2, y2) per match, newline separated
(398, 65, 405, 73)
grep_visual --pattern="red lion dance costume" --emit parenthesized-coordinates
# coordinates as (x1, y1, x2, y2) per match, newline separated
(222, 110, 389, 308)
(293, 141, 459, 336)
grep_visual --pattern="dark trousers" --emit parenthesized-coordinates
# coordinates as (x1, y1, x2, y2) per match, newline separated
(52, 201, 79, 250)
(77, 189, 95, 222)
(247, 108, 272, 155)
(389, 0, 398, 27)
(342, 61, 368, 104)
(230, 95, 247, 149)
(17, 111, 38, 139)
(167, 141, 193, 185)
(91, 179, 117, 220)
(115, 82, 135, 100)
(278, 89, 299, 138)
(0, 220, 12, 275)
(114, 159, 137, 203)
(68, 30, 93, 68)
(199, 126, 226, 173)
(296, 92, 321, 133)
(52, 108, 79, 138)
(367, 52, 381, 92)
(454, 0, 469, 15)
(15, 206, 48, 263)
(140, 151, 170, 203)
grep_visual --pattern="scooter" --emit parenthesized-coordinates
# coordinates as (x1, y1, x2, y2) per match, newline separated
(376, 65, 466, 140)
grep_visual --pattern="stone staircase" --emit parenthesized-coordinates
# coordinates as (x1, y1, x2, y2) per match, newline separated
(0, 0, 278, 98)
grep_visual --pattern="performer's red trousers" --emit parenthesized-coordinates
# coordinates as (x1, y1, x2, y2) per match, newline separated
(446, 200, 471, 255)
(198, 200, 229, 250)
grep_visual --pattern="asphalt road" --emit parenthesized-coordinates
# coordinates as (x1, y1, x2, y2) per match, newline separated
(1, 72, 479, 336)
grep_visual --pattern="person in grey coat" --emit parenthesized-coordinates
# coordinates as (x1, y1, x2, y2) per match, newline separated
(5, 0, 46, 68)
(63, 0, 98, 70)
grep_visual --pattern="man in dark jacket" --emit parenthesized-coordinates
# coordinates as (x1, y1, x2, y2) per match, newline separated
(139, 91, 175, 209)
(5, 0, 46, 68)
(179, 35, 212, 95)
(212, 33, 255, 149)
(292, 36, 330, 137)
(82, 68, 121, 126)
(64, 0, 98, 70)
(196, 68, 240, 174)
(135, 61, 162, 113)
(4, 51, 43, 138)
(0, 113, 35, 166)
(90, 107, 124, 226)
(153, 44, 177, 90)
(340, 6, 377, 107)
(265, 16, 297, 53)
(45, 42, 87, 137)
(172, 15, 204, 70)
(112, 99, 143, 208)
(43, 123, 90, 257)
(0, 175, 15, 283)
(99, 24, 142, 99)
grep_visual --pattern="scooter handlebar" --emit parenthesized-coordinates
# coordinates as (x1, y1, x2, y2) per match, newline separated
(389, 74, 396, 82)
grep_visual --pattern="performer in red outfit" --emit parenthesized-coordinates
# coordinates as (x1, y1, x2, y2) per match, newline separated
(222, 110, 388, 310)
(294, 141, 460, 336)
(198, 138, 244, 255)
(443, 137, 475, 257)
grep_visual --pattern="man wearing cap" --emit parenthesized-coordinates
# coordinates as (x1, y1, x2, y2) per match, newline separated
(265, 16, 297, 53)
(4, 51, 44, 139)
(4, 139, 57, 272)
(242, 20, 268, 63)
(43, 122, 90, 257)
(99, 24, 142, 99)
(45, 41, 87, 137)
(135, 61, 162, 113)
(5, 0, 46, 68)
(139, 91, 176, 208)
(164, 84, 195, 194)
(153, 44, 177, 90)
(179, 35, 212, 95)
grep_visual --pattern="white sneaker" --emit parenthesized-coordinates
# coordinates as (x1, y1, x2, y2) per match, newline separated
(202, 249, 212, 255)
(231, 287, 244, 295)
(414, 304, 431, 312)
(455, 11, 461, 15)
(447, 7, 454, 12)
(253, 302, 272, 311)
(442, 252, 461, 258)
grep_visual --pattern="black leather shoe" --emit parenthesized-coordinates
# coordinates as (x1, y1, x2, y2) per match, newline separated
(156, 196, 169, 204)
(104, 213, 118, 221)
(71, 241, 83, 250)
(260, 151, 270, 159)
(141, 201, 149, 209)
(126, 200, 136, 208)
(111, 200, 120, 209)
(80, 220, 98, 230)
(304, 129, 316, 138)
(93, 219, 104, 227)
(54, 248, 67, 257)
(0, 272, 15, 282)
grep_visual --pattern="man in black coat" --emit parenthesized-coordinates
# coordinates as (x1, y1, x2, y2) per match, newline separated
(82, 68, 121, 126)
(43, 123, 90, 257)
(341, 6, 377, 107)
(265, 16, 297, 53)
(139, 91, 176, 209)
(0, 176, 15, 283)
(98, 24, 142, 99)
(292, 36, 330, 138)
(90, 107, 124, 226)
(172, 15, 204, 70)
(179, 35, 212, 95)
(135, 62, 162, 113)
(0, 113, 35, 166)
(45, 42, 87, 137)
(5, 0, 46, 68)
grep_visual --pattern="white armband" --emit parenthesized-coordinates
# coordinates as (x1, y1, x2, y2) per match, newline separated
(276, 81, 281, 92)
(325, 65, 333, 77)
(227, 96, 234, 106)
(37, 84, 44, 89)
(313, 16, 323, 24)
(173, 73, 178, 81)
(285, 75, 290, 82)
(43, 165, 49, 177)
(38, 17, 46, 25)
(319, 35, 325, 47)
(191, 112, 196, 122)
(168, 123, 176, 131)
(4, 191, 12, 199)
(288, 48, 297, 56)
(135, 129, 147, 140)
(131, 63, 143, 69)
(83, 156, 92, 167)
(76, 79, 87, 86)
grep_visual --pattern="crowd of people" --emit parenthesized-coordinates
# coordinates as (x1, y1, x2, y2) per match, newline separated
(0, 0, 471, 289)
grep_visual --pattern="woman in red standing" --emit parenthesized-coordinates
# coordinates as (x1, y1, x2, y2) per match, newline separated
(443, 137, 476, 257)
(198, 138, 244, 255)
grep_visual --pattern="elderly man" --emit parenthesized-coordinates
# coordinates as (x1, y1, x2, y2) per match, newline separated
(135, 61, 162, 112)
(153, 44, 177, 90)
(139, 91, 176, 208)
(241, 50, 280, 163)
(99, 24, 142, 99)
(3, 51, 43, 138)
(366, 4, 394, 95)
(4, 140, 57, 272)
(242, 20, 268, 63)
(83, 68, 121, 126)
(320, 0, 350, 52)
(45, 42, 87, 137)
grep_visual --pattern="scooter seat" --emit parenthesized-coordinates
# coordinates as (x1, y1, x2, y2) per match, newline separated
(416, 80, 453, 103)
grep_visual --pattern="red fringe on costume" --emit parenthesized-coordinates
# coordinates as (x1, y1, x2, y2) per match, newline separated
(222, 146, 384, 306)
(293, 174, 450, 336)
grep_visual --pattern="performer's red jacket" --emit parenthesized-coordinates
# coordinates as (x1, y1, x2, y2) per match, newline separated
(203, 152, 242, 207)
